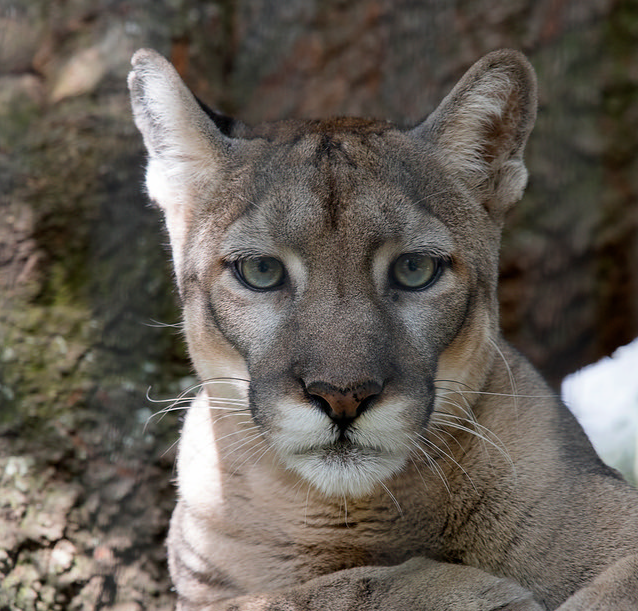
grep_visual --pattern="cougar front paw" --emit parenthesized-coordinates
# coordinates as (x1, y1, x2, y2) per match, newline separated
(346, 558, 543, 611)
(556, 554, 638, 611)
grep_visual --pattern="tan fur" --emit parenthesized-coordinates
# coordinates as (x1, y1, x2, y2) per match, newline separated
(128, 49, 638, 610)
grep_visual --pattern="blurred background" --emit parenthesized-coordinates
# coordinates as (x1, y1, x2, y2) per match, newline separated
(1, 0, 637, 609)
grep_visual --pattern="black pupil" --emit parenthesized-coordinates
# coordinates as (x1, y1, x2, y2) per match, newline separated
(406, 257, 419, 272)
(258, 260, 272, 274)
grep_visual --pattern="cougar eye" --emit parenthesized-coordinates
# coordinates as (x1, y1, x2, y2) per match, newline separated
(234, 256, 285, 290)
(390, 253, 440, 290)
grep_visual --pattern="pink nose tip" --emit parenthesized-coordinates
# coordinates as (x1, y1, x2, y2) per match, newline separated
(305, 380, 382, 421)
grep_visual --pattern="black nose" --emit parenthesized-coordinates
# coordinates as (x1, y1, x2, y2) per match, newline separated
(305, 380, 383, 423)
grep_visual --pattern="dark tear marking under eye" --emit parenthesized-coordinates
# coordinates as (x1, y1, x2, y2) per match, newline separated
(206, 300, 250, 362)
(448, 289, 475, 347)
(421, 382, 436, 427)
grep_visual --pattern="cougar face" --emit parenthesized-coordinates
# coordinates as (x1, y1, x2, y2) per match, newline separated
(174, 123, 500, 497)
(130, 48, 532, 499)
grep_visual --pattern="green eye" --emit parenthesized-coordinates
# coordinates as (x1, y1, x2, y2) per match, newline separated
(391, 253, 439, 290)
(235, 256, 285, 290)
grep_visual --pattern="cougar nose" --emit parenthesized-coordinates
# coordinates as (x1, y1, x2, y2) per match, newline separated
(305, 380, 383, 422)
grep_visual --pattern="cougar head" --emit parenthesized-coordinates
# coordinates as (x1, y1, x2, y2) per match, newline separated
(129, 49, 537, 498)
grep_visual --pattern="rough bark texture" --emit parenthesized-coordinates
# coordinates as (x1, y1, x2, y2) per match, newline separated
(1, 0, 637, 609)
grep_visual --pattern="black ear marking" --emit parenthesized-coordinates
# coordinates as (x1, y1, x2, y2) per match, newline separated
(194, 96, 238, 138)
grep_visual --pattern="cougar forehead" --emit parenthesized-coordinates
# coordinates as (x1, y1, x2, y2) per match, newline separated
(186, 118, 488, 288)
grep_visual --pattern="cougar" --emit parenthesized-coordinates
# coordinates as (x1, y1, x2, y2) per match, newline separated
(128, 49, 638, 610)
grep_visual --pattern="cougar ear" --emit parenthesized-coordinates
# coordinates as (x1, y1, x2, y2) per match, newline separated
(128, 49, 230, 279)
(413, 49, 537, 218)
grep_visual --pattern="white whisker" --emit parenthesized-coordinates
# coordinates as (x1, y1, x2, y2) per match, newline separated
(408, 437, 451, 495)
(214, 426, 261, 444)
(222, 431, 264, 457)
(226, 436, 268, 471)
(160, 437, 181, 459)
(143, 319, 183, 329)
(229, 440, 271, 477)
(380, 482, 403, 516)
(304, 483, 312, 526)
(408, 455, 430, 491)
(210, 411, 253, 427)
(342, 494, 349, 527)
(415, 431, 477, 493)
(431, 411, 516, 479)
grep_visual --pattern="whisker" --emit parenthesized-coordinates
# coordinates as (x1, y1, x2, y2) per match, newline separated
(149, 376, 248, 401)
(435, 378, 558, 401)
(380, 482, 403, 516)
(435, 393, 498, 447)
(289, 473, 309, 501)
(436, 387, 556, 400)
(422, 422, 458, 457)
(144, 376, 252, 432)
(214, 425, 261, 444)
(304, 483, 312, 526)
(160, 437, 181, 459)
(432, 408, 492, 450)
(226, 435, 268, 470)
(489, 338, 518, 412)
(206, 399, 251, 407)
(434, 398, 493, 441)
(222, 431, 264, 457)
(210, 411, 253, 427)
(146, 399, 249, 431)
(145, 394, 193, 405)
(408, 455, 430, 491)
(407, 437, 451, 495)
(200, 377, 251, 386)
(229, 440, 271, 476)
(342, 495, 349, 527)
(431, 411, 516, 478)
(415, 431, 477, 493)
(143, 319, 183, 329)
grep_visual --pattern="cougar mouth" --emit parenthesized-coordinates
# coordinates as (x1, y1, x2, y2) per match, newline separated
(268, 396, 414, 497)
(282, 436, 409, 498)
(294, 438, 387, 459)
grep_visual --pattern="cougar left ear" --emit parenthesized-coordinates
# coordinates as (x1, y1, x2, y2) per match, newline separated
(412, 49, 537, 218)
(128, 49, 231, 281)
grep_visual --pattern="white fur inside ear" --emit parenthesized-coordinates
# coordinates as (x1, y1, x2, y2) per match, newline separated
(437, 70, 519, 187)
(495, 159, 528, 206)
(129, 50, 218, 164)
(146, 158, 191, 275)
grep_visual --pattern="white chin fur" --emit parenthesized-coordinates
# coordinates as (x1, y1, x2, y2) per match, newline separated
(283, 449, 407, 498)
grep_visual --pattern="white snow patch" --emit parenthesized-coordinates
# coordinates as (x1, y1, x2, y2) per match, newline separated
(562, 337, 638, 483)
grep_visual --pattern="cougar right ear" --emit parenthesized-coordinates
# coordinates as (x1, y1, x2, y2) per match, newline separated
(128, 49, 229, 278)
(412, 49, 537, 220)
